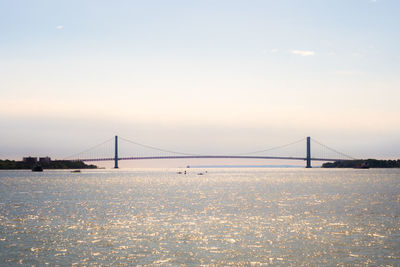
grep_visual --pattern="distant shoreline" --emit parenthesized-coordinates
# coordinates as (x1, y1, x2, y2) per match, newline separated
(322, 159, 400, 168)
(0, 159, 97, 170)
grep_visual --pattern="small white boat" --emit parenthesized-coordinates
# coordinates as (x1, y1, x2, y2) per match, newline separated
(32, 164, 43, 172)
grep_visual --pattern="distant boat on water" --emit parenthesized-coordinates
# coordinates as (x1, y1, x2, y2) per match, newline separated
(354, 162, 370, 169)
(32, 164, 43, 172)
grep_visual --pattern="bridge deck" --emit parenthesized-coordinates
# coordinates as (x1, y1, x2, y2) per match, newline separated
(73, 155, 345, 162)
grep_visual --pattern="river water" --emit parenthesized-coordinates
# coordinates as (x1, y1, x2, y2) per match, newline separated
(0, 168, 399, 266)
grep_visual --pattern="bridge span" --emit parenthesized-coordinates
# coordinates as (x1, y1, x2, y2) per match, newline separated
(68, 136, 354, 168)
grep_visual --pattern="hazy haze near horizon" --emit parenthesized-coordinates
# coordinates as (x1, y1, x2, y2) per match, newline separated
(1, 0, 399, 161)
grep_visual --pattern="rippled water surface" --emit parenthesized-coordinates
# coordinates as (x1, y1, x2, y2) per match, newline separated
(0, 168, 399, 266)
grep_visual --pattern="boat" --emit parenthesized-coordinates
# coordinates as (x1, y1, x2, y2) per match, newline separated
(354, 162, 370, 169)
(354, 166, 370, 169)
(32, 164, 43, 172)
(71, 170, 81, 173)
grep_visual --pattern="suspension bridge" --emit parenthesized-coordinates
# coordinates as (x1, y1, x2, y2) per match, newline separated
(66, 136, 356, 168)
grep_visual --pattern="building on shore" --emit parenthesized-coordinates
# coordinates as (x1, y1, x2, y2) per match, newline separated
(39, 157, 51, 163)
(23, 157, 38, 164)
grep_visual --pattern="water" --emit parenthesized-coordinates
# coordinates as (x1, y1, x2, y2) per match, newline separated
(0, 168, 399, 266)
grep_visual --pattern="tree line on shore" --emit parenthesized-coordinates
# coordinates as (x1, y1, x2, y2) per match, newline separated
(322, 159, 400, 168)
(0, 159, 97, 169)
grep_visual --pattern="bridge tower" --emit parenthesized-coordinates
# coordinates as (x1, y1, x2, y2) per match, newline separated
(306, 136, 311, 168)
(114, 135, 119, 168)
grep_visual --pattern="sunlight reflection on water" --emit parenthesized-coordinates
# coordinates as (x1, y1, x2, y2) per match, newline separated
(0, 168, 399, 265)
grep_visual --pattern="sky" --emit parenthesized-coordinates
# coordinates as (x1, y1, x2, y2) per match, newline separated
(1, 0, 399, 165)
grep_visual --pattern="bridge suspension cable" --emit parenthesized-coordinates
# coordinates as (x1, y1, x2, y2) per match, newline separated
(311, 138, 356, 160)
(233, 137, 306, 156)
(119, 136, 201, 156)
(63, 137, 114, 160)
(119, 136, 308, 158)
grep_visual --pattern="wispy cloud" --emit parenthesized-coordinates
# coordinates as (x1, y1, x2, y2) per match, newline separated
(291, 50, 315, 56)
(56, 25, 64, 30)
(262, 48, 278, 54)
(336, 70, 363, 76)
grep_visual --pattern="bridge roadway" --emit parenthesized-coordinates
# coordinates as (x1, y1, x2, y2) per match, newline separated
(75, 155, 344, 162)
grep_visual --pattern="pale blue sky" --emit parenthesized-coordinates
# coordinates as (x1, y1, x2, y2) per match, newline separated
(1, 0, 399, 162)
